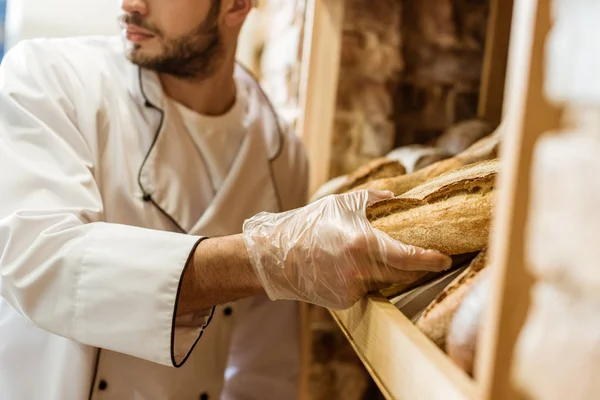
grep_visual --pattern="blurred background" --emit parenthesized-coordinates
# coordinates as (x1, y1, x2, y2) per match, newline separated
(0, 0, 5, 59)
(3, 0, 120, 50)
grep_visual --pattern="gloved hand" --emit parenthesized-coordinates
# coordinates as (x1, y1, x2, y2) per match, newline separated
(243, 190, 452, 310)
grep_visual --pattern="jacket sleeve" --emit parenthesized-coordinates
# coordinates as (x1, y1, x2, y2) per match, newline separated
(222, 125, 308, 399)
(0, 41, 208, 367)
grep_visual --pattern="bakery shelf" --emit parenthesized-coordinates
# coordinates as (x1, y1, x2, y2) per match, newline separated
(295, 0, 561, 398)
(330, 295, 476, 400)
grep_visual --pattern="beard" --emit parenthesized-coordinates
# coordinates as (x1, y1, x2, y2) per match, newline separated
(120, 1, 223, 80)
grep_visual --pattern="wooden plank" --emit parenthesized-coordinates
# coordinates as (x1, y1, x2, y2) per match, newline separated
(298, 303, 311, 400)
(296, 0, 346, 195)
(332, 295, 476, 400)
(476, 0, 562, 399)
(477, 0, 514, 126)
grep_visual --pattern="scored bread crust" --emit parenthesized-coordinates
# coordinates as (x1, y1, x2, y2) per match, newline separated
(415, 250, 488, 351)
(367, 160, 498, 255)
(352, 132, 500, 196)
(352, 157, 463, 195)
(335, 158, 407, 194)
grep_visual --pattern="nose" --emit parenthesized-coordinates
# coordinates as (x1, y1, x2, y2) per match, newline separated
(121, 0, 148, 15)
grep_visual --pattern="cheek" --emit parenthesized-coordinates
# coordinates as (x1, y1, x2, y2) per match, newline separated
(155, 2, 212, 37)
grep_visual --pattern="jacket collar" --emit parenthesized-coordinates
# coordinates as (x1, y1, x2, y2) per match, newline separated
(127, 62, 283, 160)
(125, 61, 285, 233)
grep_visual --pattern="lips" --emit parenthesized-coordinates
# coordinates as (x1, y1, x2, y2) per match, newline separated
(124, 25, 155, 43)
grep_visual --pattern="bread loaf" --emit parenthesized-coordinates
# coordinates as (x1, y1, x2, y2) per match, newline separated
(415, 250, 488, 351)
(447, 268, 491, 376)
(455, 129, 501, 165)
(310, 175, 352, 203)
(354, 157, 464, 195)
(354, 132, 500, 196)
(436, 119, 495, 156)
(386, 145, 453, 174)
(367, 160, 498, 255)
(310, 158, 406, 202)
(334, 158, 406, 194)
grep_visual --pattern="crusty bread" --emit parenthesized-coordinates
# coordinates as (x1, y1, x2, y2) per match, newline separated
(436, 119, 495, 156)
(447, 268, 491, 376)
(387, 145, 453, 174)
(353, 132, 500, 196)
(310, 175, 351, 203)
(456, 129, 501, 165)
(367, 160, 498, 255)
(335, 158, 406, 194)
(415, 250, 488, 351)
(353, 157, 464, 195)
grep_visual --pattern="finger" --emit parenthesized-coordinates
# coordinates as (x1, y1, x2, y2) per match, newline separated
(375, 231, 453, 272)
(365, 189, 395, 205)
(370, 270, 430, 290)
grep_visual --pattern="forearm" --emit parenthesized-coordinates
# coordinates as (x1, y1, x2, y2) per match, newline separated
(178, 234, 264, 316)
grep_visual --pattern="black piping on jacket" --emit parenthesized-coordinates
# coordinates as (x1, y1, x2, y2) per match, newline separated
(133, 64, 286, 369)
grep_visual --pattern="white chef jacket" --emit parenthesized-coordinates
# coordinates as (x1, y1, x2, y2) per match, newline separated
(0, 36, 309, 400)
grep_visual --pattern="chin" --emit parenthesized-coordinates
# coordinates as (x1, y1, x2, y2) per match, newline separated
(124, 44, 159, 67)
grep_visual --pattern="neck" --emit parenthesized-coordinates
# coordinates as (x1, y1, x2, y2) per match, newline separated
(160, 56, 237, 116)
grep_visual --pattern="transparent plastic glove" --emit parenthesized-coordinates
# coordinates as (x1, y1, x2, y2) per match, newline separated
(242, 190, 453, 310)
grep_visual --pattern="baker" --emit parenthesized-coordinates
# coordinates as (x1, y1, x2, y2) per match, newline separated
(0, 0, 451, 399)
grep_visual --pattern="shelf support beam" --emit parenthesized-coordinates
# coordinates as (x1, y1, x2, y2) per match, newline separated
(297, 0, 346, 195)
(477, 0, 562, 399)
(478, 0, 515, 126)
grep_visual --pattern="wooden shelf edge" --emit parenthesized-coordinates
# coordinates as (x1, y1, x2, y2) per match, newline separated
(331, 295, 477, 400)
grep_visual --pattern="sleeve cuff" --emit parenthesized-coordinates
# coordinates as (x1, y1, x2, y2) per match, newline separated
(171, 237, 215, 367)
(74, 223, 211, 366)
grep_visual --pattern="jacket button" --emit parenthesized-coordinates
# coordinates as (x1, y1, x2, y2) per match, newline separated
(98, 380, 108, 391)
(200, 393, 209, 400)
(223, 307, 233, 316)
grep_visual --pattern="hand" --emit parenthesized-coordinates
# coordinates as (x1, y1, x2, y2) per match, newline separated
(242, 190, 452, 310)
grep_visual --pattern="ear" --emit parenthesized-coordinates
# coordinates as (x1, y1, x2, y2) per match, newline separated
(224, 0, 252, 28)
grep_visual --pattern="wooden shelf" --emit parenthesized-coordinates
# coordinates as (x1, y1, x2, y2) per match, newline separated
(331, 295, 476, 400)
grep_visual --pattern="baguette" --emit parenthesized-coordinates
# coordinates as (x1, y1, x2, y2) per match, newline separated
(386, 145, 453, 174)
(447, 268, 492, 376)
(367, 160, 498, 255)
(353, 157, 463, 195)
(335, 158, 406, 194)
(436, 119, 495, 156)
(415, 250, 489, 351)
(353, 131, 500, 196)
(456, 129, 501, 165)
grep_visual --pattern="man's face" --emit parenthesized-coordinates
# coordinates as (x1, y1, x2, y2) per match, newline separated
(120, 0, 223, 79)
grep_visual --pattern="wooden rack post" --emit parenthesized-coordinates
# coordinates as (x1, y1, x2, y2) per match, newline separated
(478, 0, 514, 126)
(477, 0, 562, 399)
(297, 0, 346, 195)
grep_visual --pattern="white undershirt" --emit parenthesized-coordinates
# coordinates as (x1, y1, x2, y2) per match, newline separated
(171, 81, 249, 191)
